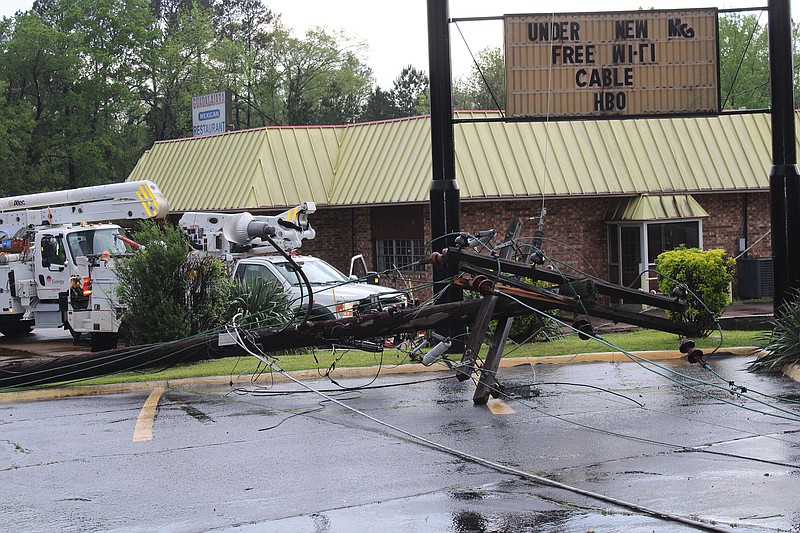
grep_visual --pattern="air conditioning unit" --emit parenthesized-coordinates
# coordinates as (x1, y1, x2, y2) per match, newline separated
(737, 258, 773, 299)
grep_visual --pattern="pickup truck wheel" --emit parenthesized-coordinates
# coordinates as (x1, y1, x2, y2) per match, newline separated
(0, 317, 34, 338)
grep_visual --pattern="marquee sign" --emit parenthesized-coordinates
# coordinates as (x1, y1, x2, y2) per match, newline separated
(504, 9, 719, 118)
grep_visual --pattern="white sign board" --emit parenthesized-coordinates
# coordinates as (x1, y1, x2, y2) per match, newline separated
(192, 90, 231, 137)
(505, 8, 719, 118)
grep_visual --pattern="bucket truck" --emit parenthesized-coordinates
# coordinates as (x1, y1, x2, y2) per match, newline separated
(0, 181, 169, 350)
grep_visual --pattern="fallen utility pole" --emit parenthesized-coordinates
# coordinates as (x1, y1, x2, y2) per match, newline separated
(2, 230, 705, 390)
(0, 298, 522, 389)
(1, 272, 700, 389)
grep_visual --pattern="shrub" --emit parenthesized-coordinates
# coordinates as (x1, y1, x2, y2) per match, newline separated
(655, 246, 735, 336)
(750, 290, 800, 372)
(506, 312, 563, 343)
(226, 277, 292, 328)
(115, 221, 232, 344)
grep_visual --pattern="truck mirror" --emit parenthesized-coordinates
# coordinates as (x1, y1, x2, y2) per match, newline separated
(365, 272, 379, 285)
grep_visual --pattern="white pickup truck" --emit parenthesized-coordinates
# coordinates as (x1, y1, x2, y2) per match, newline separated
(180, 206, 411, 321)
(232, 254, 409, 321)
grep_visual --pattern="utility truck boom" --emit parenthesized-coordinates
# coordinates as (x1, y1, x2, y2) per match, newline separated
(179, 203, 317, 257)
(0, 181, 169, 350)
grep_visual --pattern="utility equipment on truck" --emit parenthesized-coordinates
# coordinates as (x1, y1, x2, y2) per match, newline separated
(0, 181, 169, 350)
(179, 206, 409, 321)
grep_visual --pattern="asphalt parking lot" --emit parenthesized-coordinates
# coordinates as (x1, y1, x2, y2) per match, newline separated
(1, 352, 799, 532)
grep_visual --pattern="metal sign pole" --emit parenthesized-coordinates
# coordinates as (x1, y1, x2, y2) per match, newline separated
(427, 0, 463, 315)
(768, 0, 800, 311)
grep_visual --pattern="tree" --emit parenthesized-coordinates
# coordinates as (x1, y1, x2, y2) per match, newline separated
(453, 46, 505, 112)
(718, 13, 800, 110)
(391, 65, 429, 117)
(1, 0, 378, 196)
(315, 45, 373, 124)
(655, 246, 735, 337)
(266, 26, 372, 125)
(0, 12, 83, 192)
(719, 13, 770, 110)
(142, 2, 215, 140)
(0, 1, 155, 192)
(0, 16, 48, 194)
(53, 0, 156, 186)
(210, 0, 276, 129)
(115, 220, 232, 344)
(360, 87, 396, 122)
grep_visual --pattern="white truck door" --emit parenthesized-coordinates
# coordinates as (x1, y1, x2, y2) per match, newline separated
(33, 233, 72, 301)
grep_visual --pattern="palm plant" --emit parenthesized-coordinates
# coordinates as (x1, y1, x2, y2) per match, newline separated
(226, 278, 292, 330)
(749, 290, 800, 372)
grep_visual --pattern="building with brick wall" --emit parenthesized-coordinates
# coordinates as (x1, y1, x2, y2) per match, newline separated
(128, 111, 795, 299)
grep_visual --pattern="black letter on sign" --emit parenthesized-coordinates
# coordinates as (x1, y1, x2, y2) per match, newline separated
(668, 18, 695, 38)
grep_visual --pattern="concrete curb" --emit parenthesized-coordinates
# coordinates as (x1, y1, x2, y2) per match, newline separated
(781, 363, 800, 381)
(0, 346, 764, 403)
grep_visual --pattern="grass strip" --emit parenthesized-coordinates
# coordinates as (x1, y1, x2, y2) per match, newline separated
(70, 328, 764, 387)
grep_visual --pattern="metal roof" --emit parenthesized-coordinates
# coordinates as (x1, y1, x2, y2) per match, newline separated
(604, 194, 710, 222)
(127, 111, 793, 212)
(128, 126, 343, 212)
(333, 116, 432, 205)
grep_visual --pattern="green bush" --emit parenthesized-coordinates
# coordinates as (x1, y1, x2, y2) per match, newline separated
(115, 221, 232, 344)
(227, 277, 292, 328)
(655, 246, 735, 336)
(750, 289, 800, 372)
(505, 312, 563, 343)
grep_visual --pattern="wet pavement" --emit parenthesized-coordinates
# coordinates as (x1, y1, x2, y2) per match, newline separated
(0, 327, 86, 365)
(1, 354, 799, 532)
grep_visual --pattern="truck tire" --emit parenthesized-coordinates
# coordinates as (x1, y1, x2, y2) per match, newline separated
(90, 332, 118, 352)
(0, 316, 34, 338)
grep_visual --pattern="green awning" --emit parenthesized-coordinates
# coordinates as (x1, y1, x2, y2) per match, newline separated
(604, 194, 709, 222)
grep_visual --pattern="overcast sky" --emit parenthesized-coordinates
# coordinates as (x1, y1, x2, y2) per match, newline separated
(0, 0, 784, 87)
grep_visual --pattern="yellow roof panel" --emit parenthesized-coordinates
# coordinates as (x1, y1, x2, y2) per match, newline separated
(453, 111, 782, 199)
(127, 127, 342, 211)
(128, 111, 794, 212)
(604, 194, 710, 221)
(334, 116, 432, 205)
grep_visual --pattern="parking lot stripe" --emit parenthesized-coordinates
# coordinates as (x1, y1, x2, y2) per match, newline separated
(486, 398, 515, 415)
(133, 387, 165, 442)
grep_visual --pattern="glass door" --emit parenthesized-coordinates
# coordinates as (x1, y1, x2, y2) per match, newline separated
(620, 226, 643, 289)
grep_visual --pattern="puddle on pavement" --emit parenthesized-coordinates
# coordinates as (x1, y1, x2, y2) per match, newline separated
(233, 484, 705, 533)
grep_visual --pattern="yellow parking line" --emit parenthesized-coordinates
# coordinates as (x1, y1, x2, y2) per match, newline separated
(133, 387, 165, 442)
(486, 398, 515, 415)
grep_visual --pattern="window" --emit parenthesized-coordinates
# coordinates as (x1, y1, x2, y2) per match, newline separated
(375, 239, 426, 272)
(66, 229, 130, 263)
(40, 235, 66, 267)
(371, 205, 425, 273)
(236, 263, 280, 285)
(608, 220, 702, 293)
(646, 221, 700, 264)
(270, 259, 349, 286)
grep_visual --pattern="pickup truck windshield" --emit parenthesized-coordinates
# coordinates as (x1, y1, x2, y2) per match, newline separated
(272, 259, 350, 286)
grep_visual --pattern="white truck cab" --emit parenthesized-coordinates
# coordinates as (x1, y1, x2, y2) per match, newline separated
(0, 181, 168, 350)
(232, 254, 408, 320)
